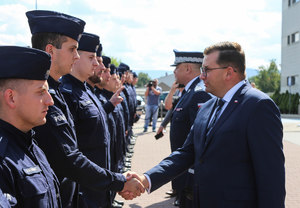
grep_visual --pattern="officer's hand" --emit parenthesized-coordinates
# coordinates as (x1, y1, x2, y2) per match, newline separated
(156, 126, 164, 136)
(119, 172, 145, 200)
(110, 86, 124, 106)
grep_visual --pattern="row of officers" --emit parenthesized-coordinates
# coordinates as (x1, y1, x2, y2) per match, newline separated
(0, 10, 144, 208)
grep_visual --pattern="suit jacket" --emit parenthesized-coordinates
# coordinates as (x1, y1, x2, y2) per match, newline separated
(146, 82, 285, 208)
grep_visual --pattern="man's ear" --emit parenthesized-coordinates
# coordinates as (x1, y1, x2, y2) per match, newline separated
(4, 89, 17, 109)
(225, 66, 235, 80)
(186, 63, 192, 73)
(45, 44, 54, 56)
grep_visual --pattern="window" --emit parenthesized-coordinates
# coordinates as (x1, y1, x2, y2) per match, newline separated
(288, 35, 290, 45)
(287, 76, 296, 86)
(289, 0, 299, 6)
(291, 32, 300, 43)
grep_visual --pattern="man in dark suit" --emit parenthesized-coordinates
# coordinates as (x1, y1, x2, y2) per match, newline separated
(122, 41, 285, 208)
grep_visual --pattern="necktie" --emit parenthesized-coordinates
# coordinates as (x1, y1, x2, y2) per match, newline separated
(206, 98, 225, 134)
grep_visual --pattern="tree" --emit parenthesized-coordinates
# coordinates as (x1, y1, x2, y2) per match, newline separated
(137, 72, 151, 88)
(110, 56, 121, 66)
(249, 59, 281, 93)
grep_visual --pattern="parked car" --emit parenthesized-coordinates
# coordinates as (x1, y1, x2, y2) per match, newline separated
(136, 95, 145, 115)
(158, 91, 169, 118)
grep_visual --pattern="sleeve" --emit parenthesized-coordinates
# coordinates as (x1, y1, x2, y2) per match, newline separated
(160, 110, 172, 128)
(102, 101, 115, 114)
(145, 126, 195, 192)
(247, 99, 285, 208)
(0, 163, 17, 207)
(34, 99, 126, 192)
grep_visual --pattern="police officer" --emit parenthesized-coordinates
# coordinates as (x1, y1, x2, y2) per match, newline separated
(118, 63, 136, 158)
(0, 46, 60, 207)
(169, 50, 212, 207)
(59, 32, 126, 208)
(26, 10, 143, 208)
(102, 65, 127, 173)
(94, 58, 126, 208)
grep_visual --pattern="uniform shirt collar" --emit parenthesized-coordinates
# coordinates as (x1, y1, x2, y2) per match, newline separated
(0, 119, 35, 149)
(64, 74, 87, 91)
(184, 76, 199, 92)
(222, 80, 246, 103)
(48, 75, 61, 90)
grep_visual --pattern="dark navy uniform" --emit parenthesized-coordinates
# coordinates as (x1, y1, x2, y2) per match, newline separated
(100, 88, 126, 173)
(26, 10, 126, 208)
(60, 74, 112, 208)
(0, 120, 61, 208)
(94, 87, 118, 172)
(34, 76, 126, 208)
(171, 77, 211, 207)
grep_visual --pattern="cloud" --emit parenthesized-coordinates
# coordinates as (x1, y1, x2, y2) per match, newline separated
(0, 0, 282, 70)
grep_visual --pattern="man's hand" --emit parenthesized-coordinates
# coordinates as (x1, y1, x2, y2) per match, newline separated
(110, 86, 124, 106)
(118, 172, 145, 200)
(156, 126, 164, 138)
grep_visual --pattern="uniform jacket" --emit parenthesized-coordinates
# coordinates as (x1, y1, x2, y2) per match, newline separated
(170, 77, 211, 190)
(0, 119, 61, 208)
(100, 89, 126, 172)
(34, 76, 126, 208)
(60, 75, 113, 208)
(146, 82, 285, 208)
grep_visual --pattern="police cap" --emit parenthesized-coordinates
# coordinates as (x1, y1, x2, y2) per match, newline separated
(110, 64, 117, 75)
(26, 10, 85, 42)
(78, 32, 100, 53)
(0, 46, 51, 80)
(97, 43, 102, 57)
(118, 62, 130, 74)
(102, 56, 111, 68)
(171, 49, 204, 66)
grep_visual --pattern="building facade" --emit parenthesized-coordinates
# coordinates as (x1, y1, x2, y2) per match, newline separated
(281, 0, 300, 93)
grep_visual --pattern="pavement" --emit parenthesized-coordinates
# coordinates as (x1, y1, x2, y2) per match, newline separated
(116, 116, 300, 208)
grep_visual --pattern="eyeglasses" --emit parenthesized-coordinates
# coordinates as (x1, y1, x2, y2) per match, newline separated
(200, 66, 229, 77)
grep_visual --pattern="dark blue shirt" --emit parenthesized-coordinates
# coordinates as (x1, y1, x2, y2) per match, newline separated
(0, 119, 61, 208)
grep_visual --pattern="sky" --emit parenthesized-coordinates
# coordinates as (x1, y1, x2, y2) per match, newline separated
(0, 0, 282, 72)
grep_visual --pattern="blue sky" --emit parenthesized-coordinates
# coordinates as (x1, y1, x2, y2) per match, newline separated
(0, 0, 282, 73)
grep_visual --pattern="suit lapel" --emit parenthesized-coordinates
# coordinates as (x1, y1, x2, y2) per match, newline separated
(197, 98, 217, 154)
(202, 83, 249, 153)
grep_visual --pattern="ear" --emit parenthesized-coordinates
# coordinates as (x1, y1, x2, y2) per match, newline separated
(186, 63, 192, 73)
(224, 66, 234, 80)
(3, 89, 17, 109)
(45, 44, 54, 56)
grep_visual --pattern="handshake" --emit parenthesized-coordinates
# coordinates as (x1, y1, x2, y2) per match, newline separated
(118, 171, 149, 200)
